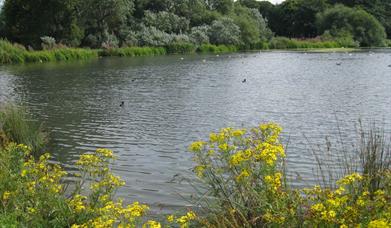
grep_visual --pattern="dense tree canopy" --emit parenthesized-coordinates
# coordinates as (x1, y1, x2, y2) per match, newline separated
(0, 0, 389, 48)
(316, 4, 386, 47)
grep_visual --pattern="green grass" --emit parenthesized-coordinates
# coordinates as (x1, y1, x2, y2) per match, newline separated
(0, 39, 98, 64)
(269, 37, 346, 49)
(0, 37, 382, 65)
(0, 105, 47, 154)
(99, 46, 167, 57)
(196, 44, 239, 53)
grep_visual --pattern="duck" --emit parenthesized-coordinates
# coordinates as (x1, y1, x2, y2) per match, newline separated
(336, 62, 342, 66)
(242, 79, 247, 83)
(120, 101, 125, 107)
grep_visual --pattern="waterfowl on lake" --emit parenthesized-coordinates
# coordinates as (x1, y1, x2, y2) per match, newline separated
(336, 62, 342, 66)
(120, 101, 125, 107)
(242, 79, 247, 83)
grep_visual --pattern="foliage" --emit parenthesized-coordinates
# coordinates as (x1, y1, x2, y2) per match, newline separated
(0, 143, 197, 227)
(269, 37, 343, 49)
(100, 46, 167, 57)
(266, 0, 330, 38)
(0, 39, 98, 64)
(40, 36, 57, 50)
(2, 0, 82, 48)
(189, 123, 391, 227)
(189, 26, 210, 45)
(196, 44, 238, 53)
(189, 123, 298, 226)
(316, 4, 387, 47)
(143, 10, 190, 34)
(0, 105, 46, 154)
(137, 26, 173, 47)
(209, 18, 241, 45)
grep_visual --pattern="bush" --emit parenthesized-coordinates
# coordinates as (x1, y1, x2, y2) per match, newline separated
(209, 18, 241, 45)
(316, 5, 387, 47)
(143, 10, 190, 34)
(40, 36, 56, 50)
(190, 26, 210, 45)
(0, 143, 198, 227)
(137, 26, 173, 46)
(189, 123, 391, 227)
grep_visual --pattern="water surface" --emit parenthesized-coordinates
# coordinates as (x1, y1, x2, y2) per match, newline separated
(1, 50, 390, 211)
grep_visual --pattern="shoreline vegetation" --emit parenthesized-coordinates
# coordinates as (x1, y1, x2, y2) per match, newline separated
(1, 0, 391, 67)
(1, 38, 389, 65)
(0, 106, 390, 227)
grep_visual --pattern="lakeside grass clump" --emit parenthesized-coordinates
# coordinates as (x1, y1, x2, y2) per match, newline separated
(99, 46, 167, 57)
(0, 105, 47, 155)
(269, 37, 359, 49)
(0, 39, 98, 64)
(197, 44, 239, 54)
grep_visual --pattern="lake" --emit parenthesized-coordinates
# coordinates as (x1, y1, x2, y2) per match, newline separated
(0, 50, 390, 212)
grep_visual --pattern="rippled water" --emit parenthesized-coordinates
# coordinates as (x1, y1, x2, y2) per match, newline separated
(0, 50, 390, 211)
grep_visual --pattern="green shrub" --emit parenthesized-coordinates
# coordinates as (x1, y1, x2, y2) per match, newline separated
(189, 123, 391, 227)
(0, 144, 197, 227)
(316, 5, 387, 47)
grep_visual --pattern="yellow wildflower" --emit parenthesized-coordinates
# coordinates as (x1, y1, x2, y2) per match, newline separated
(143, 220, 161, 228)
(236, 169, 250, 182)
(2, 191, 11, 201)
(189, 141, 205, 152)
(167, 215, 175, 223)
(368, 219, 390, 228)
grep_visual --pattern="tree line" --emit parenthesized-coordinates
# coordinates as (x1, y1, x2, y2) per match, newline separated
(0, 0, 389, 50)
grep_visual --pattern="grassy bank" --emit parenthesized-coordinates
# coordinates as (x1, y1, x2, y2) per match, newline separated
(0, 40, 98, 64)
(1, 107, 390, 227)
(0, 37, 375, 65)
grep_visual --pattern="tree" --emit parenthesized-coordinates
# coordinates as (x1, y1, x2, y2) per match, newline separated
(316, 4, 386, 46)
(230, 5, 272, 46)
(270, 0, 329, 38)
(78, 0, 134, 48)
(209, 17, 241, 45)
(2, 0, 83, 48)
(328, 0, 391, 38)
(205, 0, 234, 14)
(143, 10, 189, 33)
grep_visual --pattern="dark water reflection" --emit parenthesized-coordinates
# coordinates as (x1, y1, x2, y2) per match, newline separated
(0, 50, 390, 211)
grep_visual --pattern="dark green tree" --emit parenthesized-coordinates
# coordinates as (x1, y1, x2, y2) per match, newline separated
(2, 0, 83, 48)
(316, 4, 386, 46)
